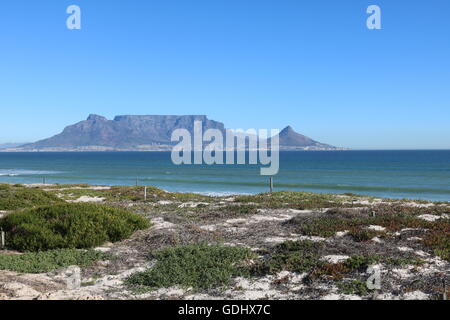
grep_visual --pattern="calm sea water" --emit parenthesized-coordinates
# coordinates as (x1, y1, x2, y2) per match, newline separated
(0, 151, 449, 201)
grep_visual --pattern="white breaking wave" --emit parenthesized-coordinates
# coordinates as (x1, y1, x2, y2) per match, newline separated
(0, 169, 62, 176)
(195, 191, 251, 197)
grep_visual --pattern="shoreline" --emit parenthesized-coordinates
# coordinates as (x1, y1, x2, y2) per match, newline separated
(1, 181, 449, 203)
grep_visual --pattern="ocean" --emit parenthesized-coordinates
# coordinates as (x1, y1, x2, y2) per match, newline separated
(0, 151, 449, 202)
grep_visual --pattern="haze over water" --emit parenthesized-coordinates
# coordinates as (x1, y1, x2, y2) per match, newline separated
(0, 150, 449, 202)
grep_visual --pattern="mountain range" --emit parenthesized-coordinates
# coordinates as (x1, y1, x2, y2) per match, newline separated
(5, 114, 343, 151)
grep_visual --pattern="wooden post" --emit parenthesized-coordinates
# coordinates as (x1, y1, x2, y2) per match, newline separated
(269, 177, 273, 193)
(144, 186, 147, 201)
(444, 279, 447, 300)
(135, 177, 138, 186)
(43, 176, 46, 185)
(1, 229, 5, 249)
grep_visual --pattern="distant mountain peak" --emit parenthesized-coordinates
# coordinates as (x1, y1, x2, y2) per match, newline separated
(275, 126, 339, 150)
(280, 126, 295, 134)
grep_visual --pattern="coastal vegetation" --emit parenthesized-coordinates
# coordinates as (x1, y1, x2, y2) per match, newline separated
(0, 203, 150, 252)
(126, 243, 255, 290)
(0, 183, 448, 299)
(0, 184, 63, 210)
(0, 249, 111, 273)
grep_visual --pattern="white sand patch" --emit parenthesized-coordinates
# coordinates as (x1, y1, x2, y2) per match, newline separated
(335, 230, 349, 237)
(151, 217, 176, 231)
(275, 271, 307, 283)
(321, 255, 350, 264)
(397, 247, 414, 252)
(265, 234, 327, 244)
(178, 202, 209, 208)
(202, 210, 302, 235)
(414, 250, 430, 258)
(298, 235, 327, 242)
(342, 198, 383, 206)
(392, 268, 414, 279)
(287, 209, 307, 214)
(157, 200, 173, 205)
(403, 202, 435, 208)
(403, 291, 429, 300)
(407, 237, 423, 241)
(1, 282, 41, 299)
(252, 213, 298, 223)
(371, 237, 383, 243)
(39, 262, 153, 300)
(198, 225, 217, 232)
(367, 225, 386, 231)
(392, 255, 448, 280)
(71, 196, 105, 203)
(321, 293, 362, 300)
(423, 256, 447, 267)
(265, 236, 298, 244)
(401, 228, 426, 233)
(222, 275, 304, 300)
(417, 214, 442, 222)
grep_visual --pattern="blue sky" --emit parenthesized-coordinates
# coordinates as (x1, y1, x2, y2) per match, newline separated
(0, 0, 449, 149)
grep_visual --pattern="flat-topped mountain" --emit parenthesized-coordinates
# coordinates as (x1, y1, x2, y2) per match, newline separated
(12, 115, 341, 151)
(20, 114, 225, 151)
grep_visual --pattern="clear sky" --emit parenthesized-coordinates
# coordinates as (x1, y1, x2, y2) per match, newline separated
(0, 0, 449, 149)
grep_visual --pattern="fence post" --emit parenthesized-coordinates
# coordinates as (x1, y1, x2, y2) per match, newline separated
(144, 186, 147, 201)
(444, 279, 447, 300)
(269, 177, 273, 193)
(1, 228, 5, 249)
(135, 177, 138, 186)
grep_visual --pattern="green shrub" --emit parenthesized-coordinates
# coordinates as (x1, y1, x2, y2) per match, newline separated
(0, 203, 150, 252)
(251, 240, 323, 275)
(0, 249, 111, 273)
(424, 231, 450, 261)
(338, 280, 372, 296)
(126, 243, 255, 290)
(0, 184, 63, 210)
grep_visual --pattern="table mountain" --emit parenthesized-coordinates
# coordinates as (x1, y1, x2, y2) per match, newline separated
(13, 115, 340, 151)
(20, 114, 225, 150)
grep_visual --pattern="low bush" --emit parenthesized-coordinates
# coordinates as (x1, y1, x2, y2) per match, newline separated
(0, 184, 64, 210)
(235, 191, 350, 209)
(338, 280, 373, 296)
(126, 243, 255, 290)
(0, 249, 111, 273)
(251, 240, 323, 275)
(0, 203, 150, 252)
